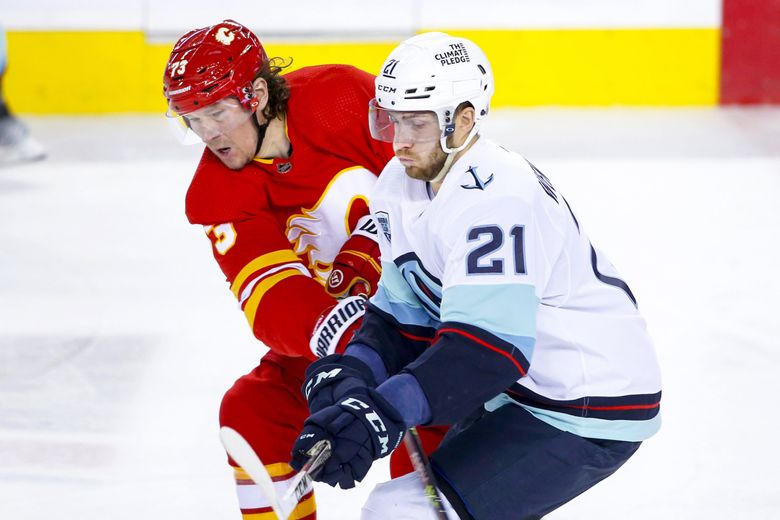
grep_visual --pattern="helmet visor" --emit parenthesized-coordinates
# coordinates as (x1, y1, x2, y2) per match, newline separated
(368, 99, 443, 144)
(166, 97, 256, 145)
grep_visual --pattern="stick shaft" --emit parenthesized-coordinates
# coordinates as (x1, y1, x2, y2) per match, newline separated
(403, 427, 449, 519)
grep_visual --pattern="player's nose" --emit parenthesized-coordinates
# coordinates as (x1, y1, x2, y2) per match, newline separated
(202, 129, 223, 142)
(393, 133, 414, 150)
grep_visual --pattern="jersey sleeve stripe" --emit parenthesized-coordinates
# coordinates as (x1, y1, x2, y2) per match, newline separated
(242, 269, 306, 327)
(397, 328, 435, 344)
(506, 384, 661, 421)
(436, 325, 529, 377)
(402, 321, 531, 425)
(378, 260, 430, 306)
(371, 286, 439, 329)
(231, 250, 303, 298)
(441, 283, 537, 340)
(238, 262, 310, 305)
(520, 403, 660, 442)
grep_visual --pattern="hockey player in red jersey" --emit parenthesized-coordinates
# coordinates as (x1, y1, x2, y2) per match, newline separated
(163, 20, 445, 519)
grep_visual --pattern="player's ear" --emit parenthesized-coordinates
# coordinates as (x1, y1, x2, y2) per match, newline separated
(456, 104, 476, 130)
(451, 104, 476, 146)
(252, 77, 269, 111)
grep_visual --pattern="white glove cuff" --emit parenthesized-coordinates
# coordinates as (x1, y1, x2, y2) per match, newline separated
(310, 296, 367, 357)
(351, 214, 379, 243)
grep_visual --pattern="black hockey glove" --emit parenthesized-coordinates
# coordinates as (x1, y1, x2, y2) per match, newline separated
(302, 354, 377, 415)
(291, 387, 405, 489)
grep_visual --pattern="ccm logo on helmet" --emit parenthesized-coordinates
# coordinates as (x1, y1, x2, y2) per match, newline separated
(377, 84, 397, 93)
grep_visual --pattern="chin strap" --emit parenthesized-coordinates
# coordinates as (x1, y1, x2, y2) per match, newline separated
(252, 112, 271, 157)
(430, 123, 481, 184)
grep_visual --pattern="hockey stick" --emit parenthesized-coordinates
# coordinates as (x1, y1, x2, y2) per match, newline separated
(404, 427, 450, 519)
(219, 426, 331, 520)
(281, 438, 332, 503)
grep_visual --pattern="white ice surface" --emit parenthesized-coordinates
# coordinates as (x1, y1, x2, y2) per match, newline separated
(1, 107, 779, 519)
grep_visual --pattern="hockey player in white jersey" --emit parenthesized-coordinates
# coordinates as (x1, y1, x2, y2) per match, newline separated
(291, 32, 662, 519)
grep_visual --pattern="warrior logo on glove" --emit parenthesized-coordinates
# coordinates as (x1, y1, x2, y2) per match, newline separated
(310, 296, 367, 357)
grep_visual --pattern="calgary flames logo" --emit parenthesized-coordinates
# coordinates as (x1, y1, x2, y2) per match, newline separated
(215, 27, 235, 45)
(286, 167, 377, 284)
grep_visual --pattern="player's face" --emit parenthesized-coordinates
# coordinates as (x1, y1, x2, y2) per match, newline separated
(202, 116, 259, 170)
(390, 112, 447, 181)
(182, 98, 259, 170)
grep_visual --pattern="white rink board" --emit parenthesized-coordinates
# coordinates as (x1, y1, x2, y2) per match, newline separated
(3, 0, 721, 33)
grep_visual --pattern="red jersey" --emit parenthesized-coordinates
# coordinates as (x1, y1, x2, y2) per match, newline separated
(185, 65, 394, 359)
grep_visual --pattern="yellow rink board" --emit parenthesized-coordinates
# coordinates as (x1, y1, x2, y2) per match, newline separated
(4, 28, 719, 114)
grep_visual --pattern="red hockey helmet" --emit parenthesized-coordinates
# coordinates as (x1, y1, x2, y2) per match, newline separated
(163, 20, 267, 116)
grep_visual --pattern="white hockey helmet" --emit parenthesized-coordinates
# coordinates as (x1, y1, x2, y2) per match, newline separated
(369, 32, 494, 151)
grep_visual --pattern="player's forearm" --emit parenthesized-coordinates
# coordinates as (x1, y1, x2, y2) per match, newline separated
(344, 343, 389, 384)
(349, 302, 434, 374)
(402, 321, 532, 425)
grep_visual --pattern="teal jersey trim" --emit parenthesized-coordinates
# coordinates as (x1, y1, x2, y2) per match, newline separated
(371, 286, 439, 329)
(485, 394, 661, 442)
(441, 283, 537, 339)
(372, 261, 439, 329)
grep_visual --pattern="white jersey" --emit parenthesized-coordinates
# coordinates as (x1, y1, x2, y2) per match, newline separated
(368, 137, 661, 441)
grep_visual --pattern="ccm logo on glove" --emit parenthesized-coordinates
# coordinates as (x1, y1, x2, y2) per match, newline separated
(341, 396, 392, 455)
(304, 367, 343, 399)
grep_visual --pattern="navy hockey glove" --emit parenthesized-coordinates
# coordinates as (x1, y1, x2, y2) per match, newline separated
(302, 354, 377, 415)
(291, 388, 405, 489)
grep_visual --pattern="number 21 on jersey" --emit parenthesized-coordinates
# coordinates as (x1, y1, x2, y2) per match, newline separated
(466, 224, 526, 275)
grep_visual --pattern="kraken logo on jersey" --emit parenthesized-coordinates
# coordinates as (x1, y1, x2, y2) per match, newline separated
(376, 211, 391, 242)
(461, 165, 493, 190)
(286, 167, 377, 283)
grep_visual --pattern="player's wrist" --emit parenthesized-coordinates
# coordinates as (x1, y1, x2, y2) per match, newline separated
(344, 342, 389, 384)
(376, 373, 432, 428)
(326, 215, 381, 299)
(351, 214, 380, 243)
(309, 296, 367, 358)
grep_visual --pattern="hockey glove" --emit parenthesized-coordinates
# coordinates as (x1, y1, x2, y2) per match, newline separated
(326, 215, 381, 299)
(302, 354, 377, 415)
(291, 388, 405, 489)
